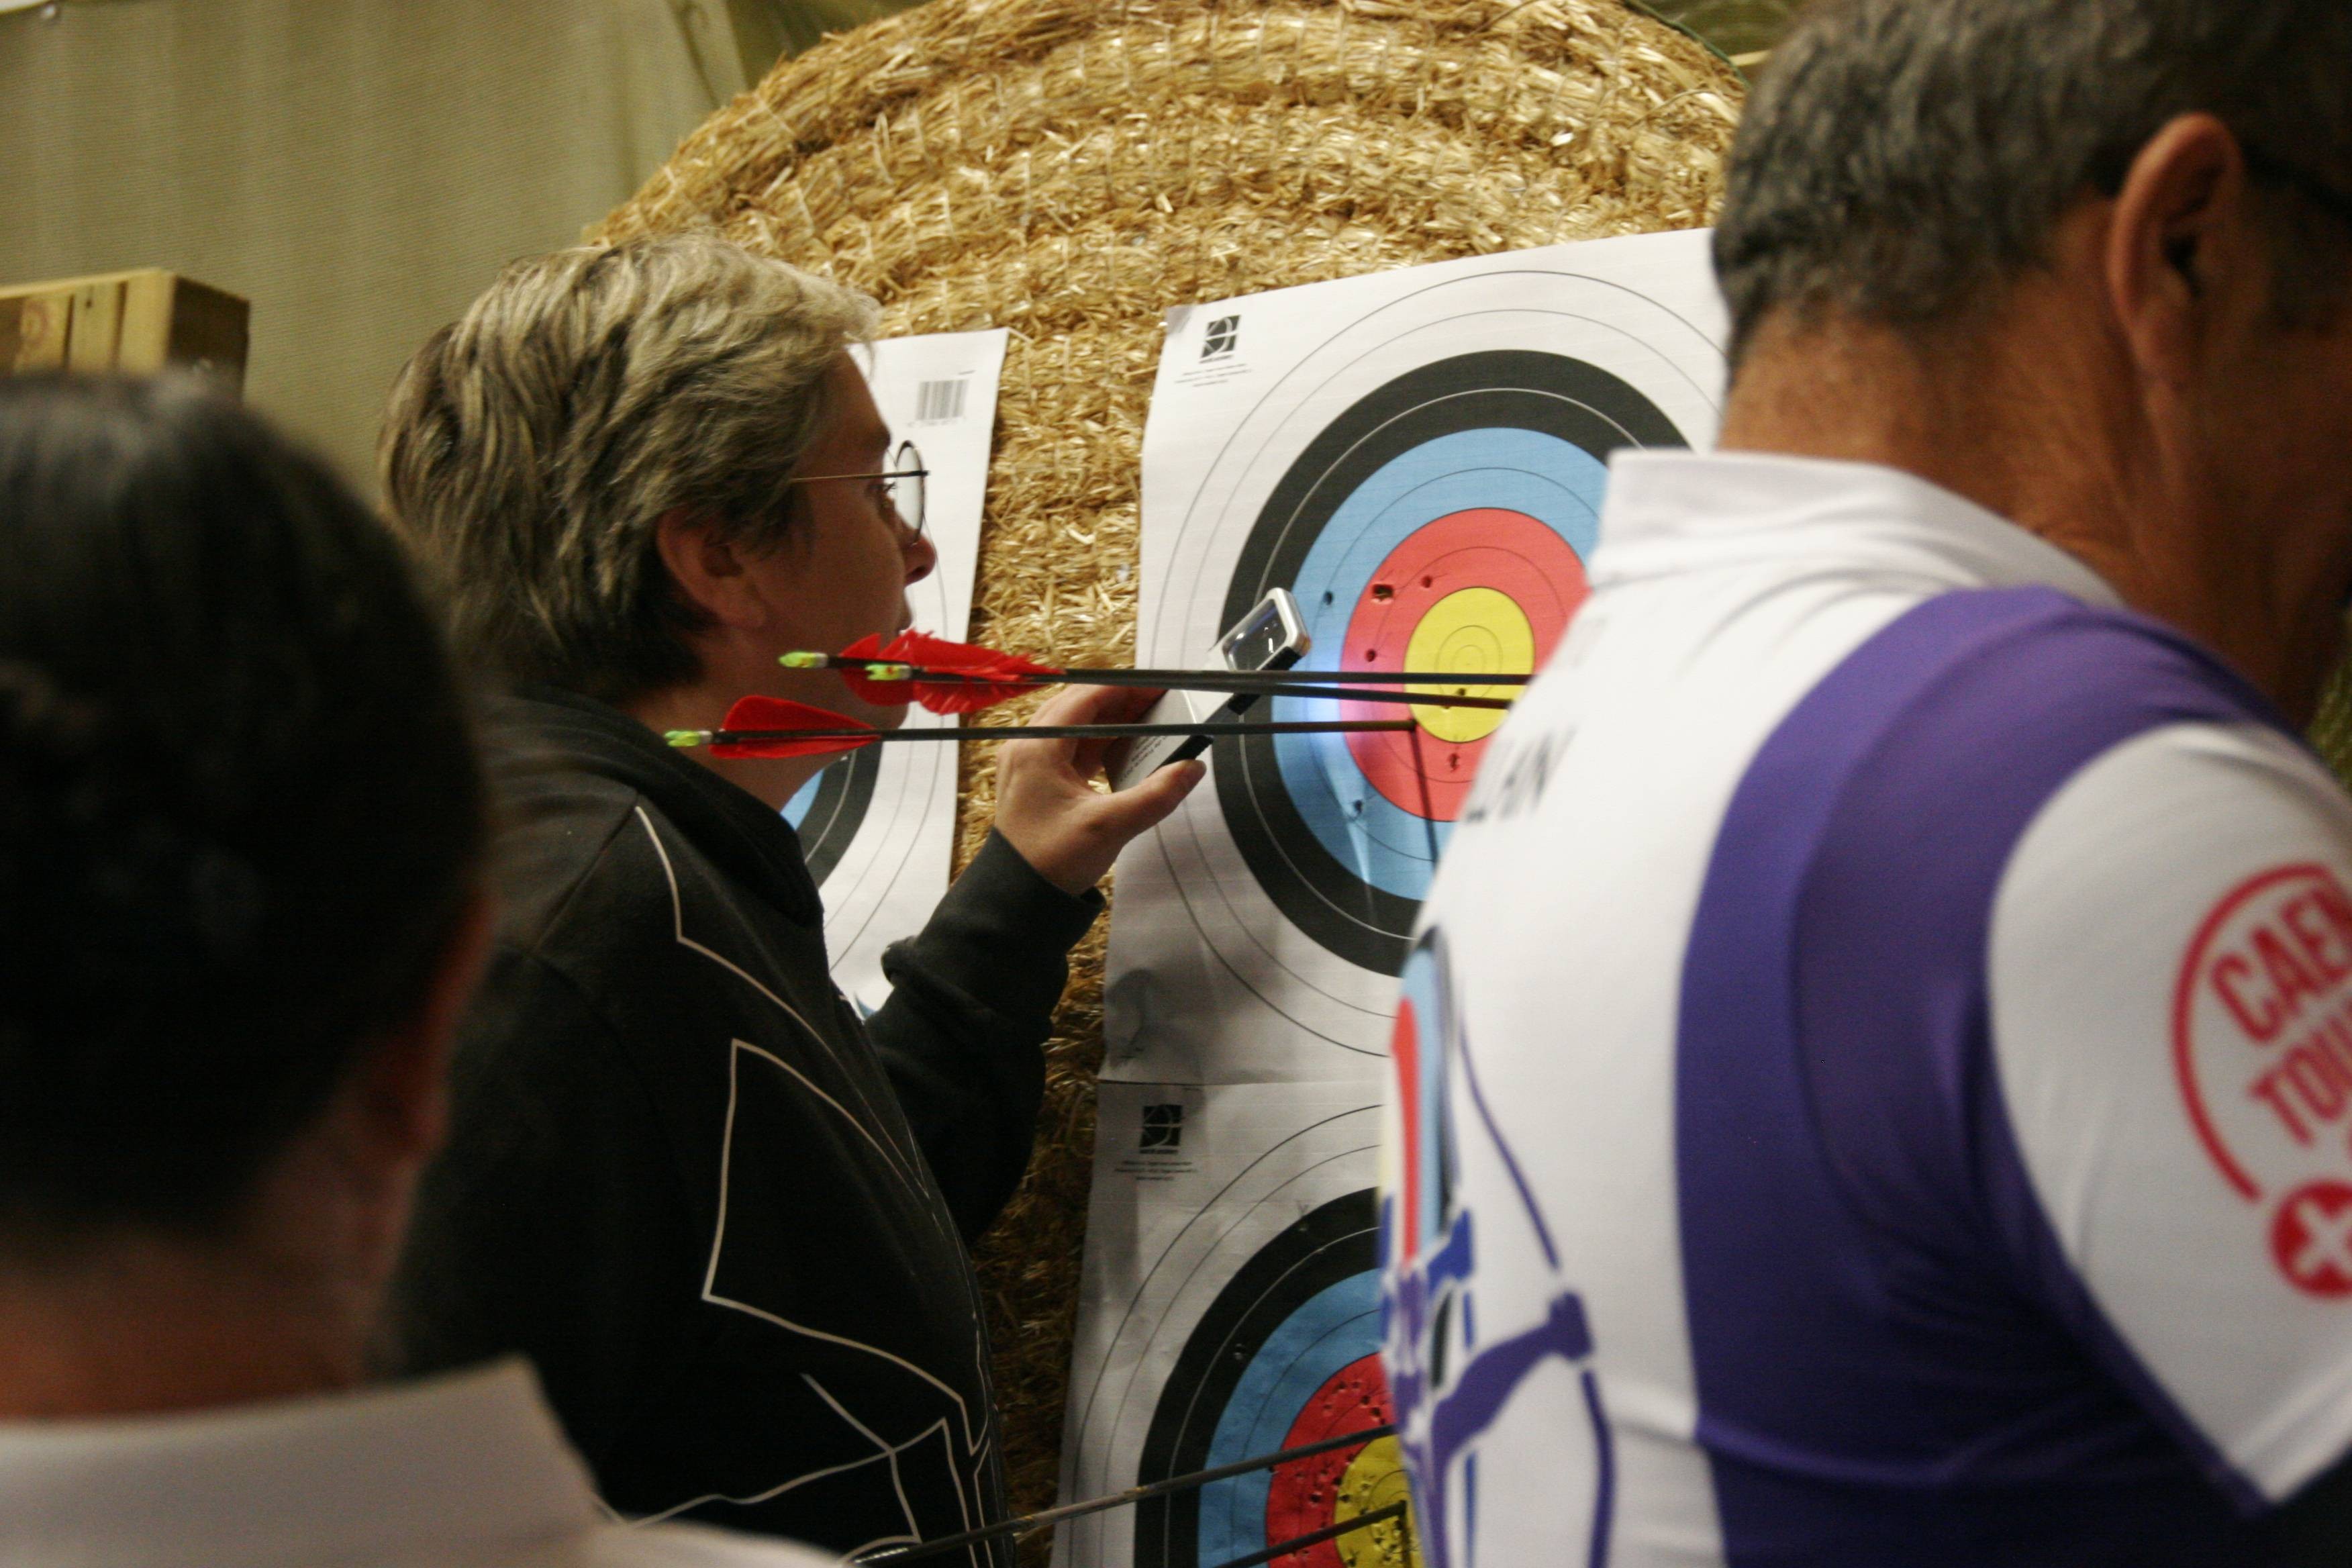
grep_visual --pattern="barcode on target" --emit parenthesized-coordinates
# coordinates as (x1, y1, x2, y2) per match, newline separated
(914, 379, 967, 424)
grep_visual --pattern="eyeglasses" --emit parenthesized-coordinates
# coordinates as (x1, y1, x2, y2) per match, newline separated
(785, 438, 929, 540)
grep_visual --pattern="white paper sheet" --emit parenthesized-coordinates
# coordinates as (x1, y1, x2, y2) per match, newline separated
(785, 328, 1007, 1012)
(1104, 231, 1730, 1084)
(1059, 236, 1732, 1565)
(1055, 1078, 1392, 1568)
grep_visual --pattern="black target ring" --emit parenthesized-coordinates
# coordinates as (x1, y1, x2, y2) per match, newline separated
(1216, 350, 1685, 975)
(789, 747, 881, 886)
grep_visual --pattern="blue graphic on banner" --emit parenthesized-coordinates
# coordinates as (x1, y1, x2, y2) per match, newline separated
(1384, 929, 1613, 1568)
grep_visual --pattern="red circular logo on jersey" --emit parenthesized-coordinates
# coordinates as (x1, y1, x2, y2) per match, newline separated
(2173, 863, 2352, 1206)
(2271, 1181, 2352, 1296)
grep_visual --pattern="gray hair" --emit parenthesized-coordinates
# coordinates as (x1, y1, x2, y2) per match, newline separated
(379, 235, 878, 704)
(1714, 0, 2352, 364)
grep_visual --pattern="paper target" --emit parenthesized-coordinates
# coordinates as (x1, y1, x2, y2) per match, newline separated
(1058, 1086, 1418, 1568)
(1215, 348, 1682, 974)
(1134, 1188, 1418, 1568)
(786, 328, 1006, 1012)
(1108, 234, 1728, 1075)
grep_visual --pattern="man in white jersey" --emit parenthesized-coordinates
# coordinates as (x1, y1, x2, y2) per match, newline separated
(0, 378, 832, 1568)
(1382, 1, 2352, 1563)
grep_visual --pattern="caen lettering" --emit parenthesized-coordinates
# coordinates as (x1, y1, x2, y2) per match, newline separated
(2248, 998, 2352, 1144)
(2208, 884, 2352, 1044)
(1459, 726, 1570, 827)
(2285, 892, 2352, 987)
(2214, 954, 2281, 1041)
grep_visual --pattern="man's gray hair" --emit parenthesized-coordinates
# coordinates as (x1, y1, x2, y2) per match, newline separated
(379, 235, 878, 704)
(1714, 0, 2352, 364)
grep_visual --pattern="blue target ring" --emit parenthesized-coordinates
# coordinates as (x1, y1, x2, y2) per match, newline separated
(1273, 429, 1607, 899)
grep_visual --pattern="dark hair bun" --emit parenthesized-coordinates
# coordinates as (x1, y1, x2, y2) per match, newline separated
(0, 660, 265, 1016)
(0, 375, 484, 1236)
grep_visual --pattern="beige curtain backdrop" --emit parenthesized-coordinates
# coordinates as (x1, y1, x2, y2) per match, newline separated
(0, 0, 914, 494)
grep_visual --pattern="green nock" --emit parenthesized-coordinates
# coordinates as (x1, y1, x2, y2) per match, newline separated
(778, 650, 825, 669)
(663, 730, 706, 748)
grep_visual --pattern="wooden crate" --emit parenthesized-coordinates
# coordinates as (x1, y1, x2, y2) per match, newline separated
(0, 270, 250, 393)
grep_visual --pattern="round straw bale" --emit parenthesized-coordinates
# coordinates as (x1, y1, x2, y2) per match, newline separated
(594, 0, 1742, 1533)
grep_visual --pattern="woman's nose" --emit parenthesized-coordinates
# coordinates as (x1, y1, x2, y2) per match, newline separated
(902, 527, 938, 585)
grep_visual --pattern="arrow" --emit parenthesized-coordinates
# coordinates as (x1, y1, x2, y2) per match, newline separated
(667, 695, 1416, 760)
(847, 1423, 1400, 1564)
(781, 631, 1531, 715)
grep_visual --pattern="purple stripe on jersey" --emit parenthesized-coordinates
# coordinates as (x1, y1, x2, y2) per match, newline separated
(1676, 586, 2292, 1567)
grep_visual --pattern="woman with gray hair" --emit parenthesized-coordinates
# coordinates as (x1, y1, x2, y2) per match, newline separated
(378, 235, 1200, 1558)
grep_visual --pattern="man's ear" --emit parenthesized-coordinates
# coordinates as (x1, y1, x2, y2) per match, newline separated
(654, 506, 769, 632)
(2106, 113, 2261, 387)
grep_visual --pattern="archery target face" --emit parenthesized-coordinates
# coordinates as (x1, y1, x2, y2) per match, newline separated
(1059, 1092, 1411, 1568)
(778, 675, 954, 985)
(1140, 266, 1724, 1048)
(775, 327, 999, 1014)
(1134, 1187, 1417, 1568)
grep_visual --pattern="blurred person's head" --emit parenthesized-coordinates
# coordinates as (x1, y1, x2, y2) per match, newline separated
(0, 376, 487, 1415)
(1713, 0, 2352, 720)
(378, 236, 936, 772)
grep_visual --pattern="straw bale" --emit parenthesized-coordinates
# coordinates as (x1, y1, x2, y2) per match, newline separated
(595, 0, 1741, 1542)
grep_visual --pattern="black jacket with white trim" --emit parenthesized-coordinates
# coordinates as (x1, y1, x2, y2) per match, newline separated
(391, 686, 1099, 1560)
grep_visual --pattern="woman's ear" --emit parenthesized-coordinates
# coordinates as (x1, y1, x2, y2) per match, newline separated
(654, 507, 769, 631)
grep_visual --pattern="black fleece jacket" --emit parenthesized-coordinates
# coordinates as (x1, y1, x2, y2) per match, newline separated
(390, 687, 1099, 1558)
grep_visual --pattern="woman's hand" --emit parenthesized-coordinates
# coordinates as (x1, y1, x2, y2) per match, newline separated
(991, 683, 1206, 896)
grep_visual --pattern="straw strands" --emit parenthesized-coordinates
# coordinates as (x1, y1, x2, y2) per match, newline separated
(595, 0, 1741, 1537)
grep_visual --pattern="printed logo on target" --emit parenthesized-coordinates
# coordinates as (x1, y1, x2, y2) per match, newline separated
(2175, 862, 2352, 1296)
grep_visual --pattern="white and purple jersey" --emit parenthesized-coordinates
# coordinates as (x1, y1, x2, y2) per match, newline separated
(1380, 452, 2352, 1567)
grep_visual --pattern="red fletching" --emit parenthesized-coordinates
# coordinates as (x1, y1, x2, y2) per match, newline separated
(886, 630, 1062, 683)
(834, 634, 905, 707)
(709, 695, 875, 760)
(835, 630, 1064, 714)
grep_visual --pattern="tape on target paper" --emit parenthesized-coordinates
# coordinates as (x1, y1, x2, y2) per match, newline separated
(783, 328, 1005, 1013)
(1106, 232, 1727, 1079)
(1055, 1083, 1420, 1568)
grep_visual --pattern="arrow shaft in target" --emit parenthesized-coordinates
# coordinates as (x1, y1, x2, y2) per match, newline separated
(1205, 1501, 1414, 1568)
(848, 1423, 1400, 1563)
(706, 718, 1416, 746)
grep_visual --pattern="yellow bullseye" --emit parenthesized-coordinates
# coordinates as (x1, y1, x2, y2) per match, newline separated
(1403, 587, 1534, 742)
(1334, 1434, 1425, 1568)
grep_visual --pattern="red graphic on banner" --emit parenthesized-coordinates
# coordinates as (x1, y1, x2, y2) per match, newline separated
(2174, 863, 2352, 1204)
(2272, 1182, 2352, 1297)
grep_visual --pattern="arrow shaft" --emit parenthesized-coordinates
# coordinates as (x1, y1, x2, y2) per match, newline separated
(1087, 676, 1514, 709)
(797, 653, 1532, 688)
(848, 1424, 1400, 1564)
(1066, 665, 1531, 689)
(1207, 1502, 1412, 1568)
(713, 718, 1416, 745)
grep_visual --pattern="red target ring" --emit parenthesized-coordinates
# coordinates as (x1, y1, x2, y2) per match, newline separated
(1338, 509, 1587, 821)
(1265, 1353, 1398, 1567)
